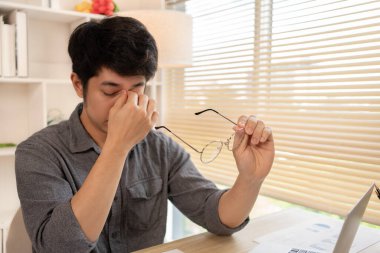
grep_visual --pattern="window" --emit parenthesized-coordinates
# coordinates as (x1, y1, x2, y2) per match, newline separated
(164, 0, 380, 225)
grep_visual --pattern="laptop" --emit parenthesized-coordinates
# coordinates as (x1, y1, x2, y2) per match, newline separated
(250, 183, 376, 253)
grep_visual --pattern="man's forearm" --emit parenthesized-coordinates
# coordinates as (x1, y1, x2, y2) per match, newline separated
(218, 175, 263, 228)
(71, 142, 129, 242)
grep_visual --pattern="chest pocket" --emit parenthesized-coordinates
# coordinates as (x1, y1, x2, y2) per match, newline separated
(126, 177, 163, 230)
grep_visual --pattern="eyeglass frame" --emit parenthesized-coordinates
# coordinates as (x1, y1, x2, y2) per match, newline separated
(155, 109, 237, 164)
(375, 183, 380, 200)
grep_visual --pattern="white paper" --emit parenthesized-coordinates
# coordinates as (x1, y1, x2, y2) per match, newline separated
(161, 249, 185, 253)
(254, 217, 380, 253)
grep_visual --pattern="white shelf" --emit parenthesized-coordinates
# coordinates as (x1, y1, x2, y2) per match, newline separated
(0, 77, 43, 84)
(0, 77, 70, 85)
(0, 147, 16, 157)
(0, 1, 103, 23)
(0, 77, 161, 86)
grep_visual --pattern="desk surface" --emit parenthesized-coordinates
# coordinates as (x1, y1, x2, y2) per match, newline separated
(134, 208, 380, 253)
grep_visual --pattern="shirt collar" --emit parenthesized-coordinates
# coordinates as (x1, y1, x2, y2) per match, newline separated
(68, 103, 100, 153)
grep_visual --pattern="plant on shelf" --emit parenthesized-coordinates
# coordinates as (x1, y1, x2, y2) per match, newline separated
(0, 143, 16, 148)
(75, 0, 120, 16)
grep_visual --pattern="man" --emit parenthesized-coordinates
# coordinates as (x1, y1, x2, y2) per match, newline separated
(15, 16, 274, 253)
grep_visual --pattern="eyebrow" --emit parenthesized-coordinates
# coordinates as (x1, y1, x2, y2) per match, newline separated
(101, 81, 146, 89)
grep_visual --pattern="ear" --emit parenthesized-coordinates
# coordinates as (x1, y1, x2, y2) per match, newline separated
(71, 72, 84, 98)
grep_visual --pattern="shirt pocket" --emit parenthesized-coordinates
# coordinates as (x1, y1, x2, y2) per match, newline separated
(126, 177, 163, 230)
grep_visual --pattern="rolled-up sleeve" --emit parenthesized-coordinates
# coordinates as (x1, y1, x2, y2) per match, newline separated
(203, 189, 249, 235)
(165, 136, 248, 235)
(15, 142, 96, 253)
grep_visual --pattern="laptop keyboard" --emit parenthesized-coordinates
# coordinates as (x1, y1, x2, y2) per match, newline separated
(288, 248, 319, 253)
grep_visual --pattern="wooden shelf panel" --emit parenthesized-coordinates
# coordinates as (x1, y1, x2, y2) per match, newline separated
(0, 1, 103, 23)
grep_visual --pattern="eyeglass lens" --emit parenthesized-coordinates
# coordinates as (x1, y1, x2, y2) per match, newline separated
(201, 141, 223, 163)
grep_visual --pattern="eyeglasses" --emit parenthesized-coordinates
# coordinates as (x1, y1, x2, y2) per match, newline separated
(155, 109, 237, 164)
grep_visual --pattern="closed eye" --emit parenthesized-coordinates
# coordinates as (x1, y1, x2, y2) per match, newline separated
(103, 91, 119, 96)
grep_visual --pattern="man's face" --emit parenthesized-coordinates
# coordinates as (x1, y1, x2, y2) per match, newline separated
(76, 67, 146, 143)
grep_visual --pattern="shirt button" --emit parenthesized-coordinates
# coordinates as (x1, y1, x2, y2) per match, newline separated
(111, 232, 119, 239)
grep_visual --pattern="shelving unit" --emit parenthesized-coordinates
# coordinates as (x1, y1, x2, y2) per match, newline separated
(0, 2, 104, 252)
(0, 1, 103, 22)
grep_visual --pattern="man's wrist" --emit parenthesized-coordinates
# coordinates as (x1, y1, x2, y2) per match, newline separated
(102, 138, 133, 158)
(236, 173, 264, 189)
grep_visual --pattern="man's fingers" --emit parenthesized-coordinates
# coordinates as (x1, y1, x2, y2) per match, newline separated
(233, 114, 273, 146)
(126, 91, 138, 106)
(112, 90, 127, 109)
(260, 127, 273, 143)
(138, 94, 149, 110)
(233, 128, 249, 151)
(245, 115, 257, 135)
(147, 98, 156, 118)
(233, 114, 248, 150)
(252, 120, 265, 145)
(235, 115, 248, 129)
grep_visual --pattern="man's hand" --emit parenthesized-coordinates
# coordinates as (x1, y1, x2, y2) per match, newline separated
(106, 90, 159, 154)
(232, 115, 275, 182)
(218, 115, 274, 228)
(71, 90, 158, 242)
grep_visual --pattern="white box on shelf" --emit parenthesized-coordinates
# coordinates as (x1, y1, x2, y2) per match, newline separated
(27, 0, 49, 7)
(54, 0, 80, 11)
(49, 0, 60, 9)
(0, 22, 16, 77)
(7, 10, 28, 77)
(0, 16, 2, 77)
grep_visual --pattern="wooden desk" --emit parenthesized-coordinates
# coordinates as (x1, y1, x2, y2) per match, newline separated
(134, 208, 380, 253)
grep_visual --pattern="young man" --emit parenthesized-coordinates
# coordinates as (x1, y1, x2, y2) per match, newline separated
(15, 16, 274, 253)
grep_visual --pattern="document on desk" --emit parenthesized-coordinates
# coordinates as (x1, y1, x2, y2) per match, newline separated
(253, 217, 380, 253)
(161, 249, 184, 253)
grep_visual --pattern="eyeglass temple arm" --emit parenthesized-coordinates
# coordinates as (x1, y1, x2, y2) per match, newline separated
(375, 183, 380, 200)
(195, 109, 237, 125)
(155, 126, 202, 153)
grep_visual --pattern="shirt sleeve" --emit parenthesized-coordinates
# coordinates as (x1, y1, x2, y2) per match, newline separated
(15, 140, 97, 253)
(164, 134, 249, 235)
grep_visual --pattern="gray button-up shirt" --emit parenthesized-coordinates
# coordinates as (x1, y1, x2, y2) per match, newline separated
(15, 103, 248, 253)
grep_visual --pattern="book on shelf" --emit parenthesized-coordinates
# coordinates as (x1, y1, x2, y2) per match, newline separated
(6, 10, 28, 77)
(0, 16, 2, 77)
(0, 16, 16, 77)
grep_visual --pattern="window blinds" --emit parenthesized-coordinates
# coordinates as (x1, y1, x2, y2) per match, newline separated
(163, 0, 380, 225)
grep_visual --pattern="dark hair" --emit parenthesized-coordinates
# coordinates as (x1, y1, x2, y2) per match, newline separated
(68, 16, 158, 96)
